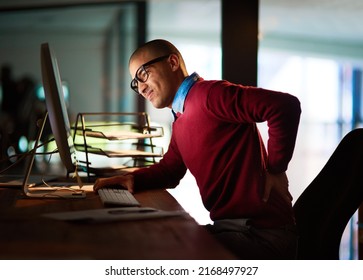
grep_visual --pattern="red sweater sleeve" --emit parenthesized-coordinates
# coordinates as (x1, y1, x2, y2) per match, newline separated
(205, 81, 301, 173)
(132, 135, 187, 192)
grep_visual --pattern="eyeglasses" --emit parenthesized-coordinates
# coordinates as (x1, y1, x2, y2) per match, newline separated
(130, 54, 170, 94)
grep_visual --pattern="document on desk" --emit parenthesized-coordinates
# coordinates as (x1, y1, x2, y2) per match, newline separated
(42, 207, 187, 223)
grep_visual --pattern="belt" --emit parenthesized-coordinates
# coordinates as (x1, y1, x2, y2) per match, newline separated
(213, 218, 296, 232)
(213, 219, 251, 232)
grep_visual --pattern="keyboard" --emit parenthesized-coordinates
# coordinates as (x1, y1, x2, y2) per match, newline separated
(98, 188, 140, 207)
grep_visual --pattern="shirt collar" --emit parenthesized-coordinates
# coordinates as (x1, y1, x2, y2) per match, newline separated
(172, 72, 200, 115)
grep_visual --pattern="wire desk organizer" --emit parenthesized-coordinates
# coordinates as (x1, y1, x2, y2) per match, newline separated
(72, 112, 164, 180)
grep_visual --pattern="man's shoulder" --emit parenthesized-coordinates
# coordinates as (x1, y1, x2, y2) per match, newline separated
(190, 79, 231, 94)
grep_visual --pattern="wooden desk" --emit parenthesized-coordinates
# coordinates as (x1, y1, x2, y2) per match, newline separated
(0, 187, 235, 260)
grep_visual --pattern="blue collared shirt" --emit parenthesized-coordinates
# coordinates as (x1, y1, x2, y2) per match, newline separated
(171, 72, 200, 117)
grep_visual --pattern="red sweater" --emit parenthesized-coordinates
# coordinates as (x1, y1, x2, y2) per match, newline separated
(133, 79, 301, 228)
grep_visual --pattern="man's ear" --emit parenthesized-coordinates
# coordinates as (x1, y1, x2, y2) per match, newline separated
(168, 53, 180, 71)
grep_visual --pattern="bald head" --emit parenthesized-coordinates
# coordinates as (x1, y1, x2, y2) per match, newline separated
(129, 39, 187, 74)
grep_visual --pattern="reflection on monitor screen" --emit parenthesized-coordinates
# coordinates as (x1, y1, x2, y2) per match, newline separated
(40, 42, 76, 174)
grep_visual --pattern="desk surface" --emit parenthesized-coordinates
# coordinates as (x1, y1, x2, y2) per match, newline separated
(0, 186, 235, 260)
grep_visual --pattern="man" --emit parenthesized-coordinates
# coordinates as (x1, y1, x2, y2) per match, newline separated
(94, 39, 301, 259)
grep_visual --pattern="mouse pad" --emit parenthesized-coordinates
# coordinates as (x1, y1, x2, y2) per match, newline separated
(42, 207, 187, 223)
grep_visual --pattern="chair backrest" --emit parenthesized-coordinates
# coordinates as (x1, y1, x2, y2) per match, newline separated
(293, 128, 363, 259)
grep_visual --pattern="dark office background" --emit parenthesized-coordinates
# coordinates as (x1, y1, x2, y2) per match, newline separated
(1, 0, 362, 259)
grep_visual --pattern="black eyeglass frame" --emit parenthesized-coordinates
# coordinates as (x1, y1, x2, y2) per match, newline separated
(130, 54, 171, 94)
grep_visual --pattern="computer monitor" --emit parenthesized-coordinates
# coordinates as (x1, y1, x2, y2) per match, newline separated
(40, 42, 76, 174)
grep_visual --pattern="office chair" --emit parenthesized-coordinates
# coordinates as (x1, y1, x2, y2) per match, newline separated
(293, 128, 363, 259)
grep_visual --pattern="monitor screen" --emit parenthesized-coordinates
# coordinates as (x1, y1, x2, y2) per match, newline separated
(40, 42, 75, 174)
